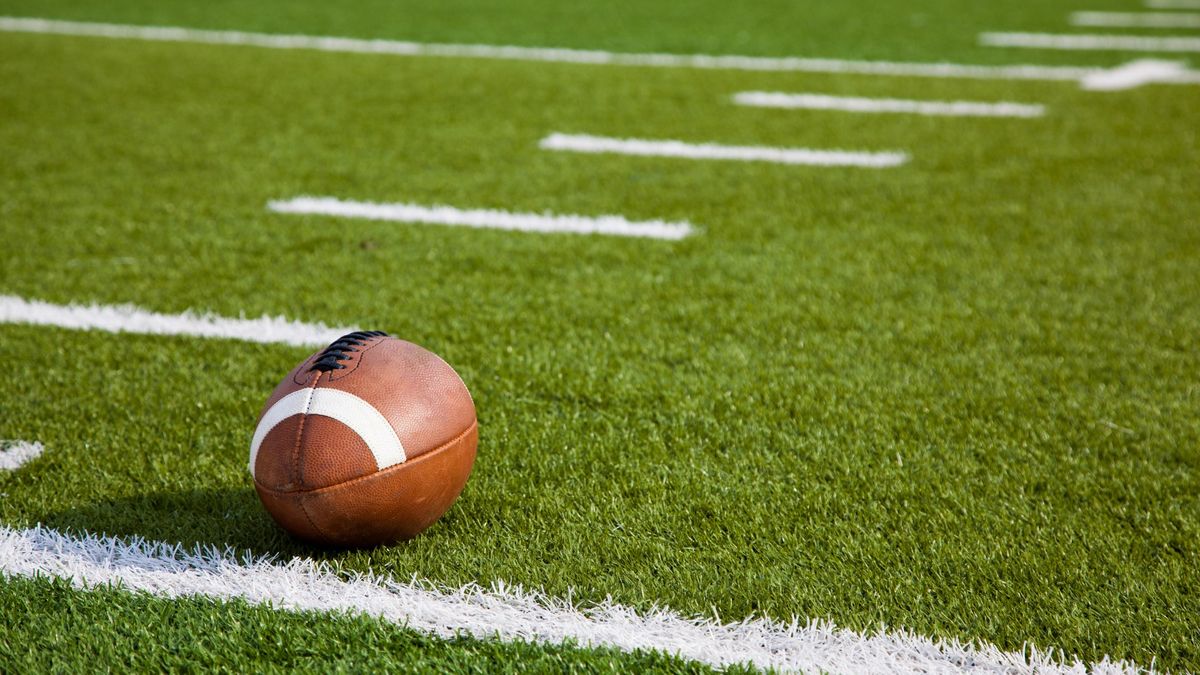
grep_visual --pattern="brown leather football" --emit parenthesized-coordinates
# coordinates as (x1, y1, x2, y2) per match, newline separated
(249, 331, 477, 548)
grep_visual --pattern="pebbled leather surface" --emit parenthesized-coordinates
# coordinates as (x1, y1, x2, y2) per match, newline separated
(251, 335, 477, 546)
(297, 415, 378, 489)
(255, 421, 478, 547)
(255, 416, 305, 492)
(319, 338, 476, 462)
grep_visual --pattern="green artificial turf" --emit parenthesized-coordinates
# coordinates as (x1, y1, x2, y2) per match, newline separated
(1, 0, 1197, 66)
(0, 1, 1198, 672)
(0, 575, 723, 674)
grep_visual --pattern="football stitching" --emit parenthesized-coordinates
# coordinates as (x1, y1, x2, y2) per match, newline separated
(291, 373, 322, 489)
(326, 334, 388, 382)
(291, 352, 321, 386)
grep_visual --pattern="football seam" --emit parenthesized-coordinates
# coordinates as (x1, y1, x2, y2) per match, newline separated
(296, 492, 331, 543)
(291, 373, 322, 489)
(253, 419, 477, 498)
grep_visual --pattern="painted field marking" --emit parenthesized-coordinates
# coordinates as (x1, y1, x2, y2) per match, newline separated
(732, 92, 1045, 118)
(268, 197, 695, 240)
(0, 441, 44, 471)
(539, 133, 909, 168)
(0, 525, 1149, 675)
(1071, 11, 1200, 28)
(1, 17, 1198, 90)
(981, 32, 1200, 53)
(1079, 58, 1197, 89)
(1146, 0, 1200, 8)
(0, 295, 352, 347)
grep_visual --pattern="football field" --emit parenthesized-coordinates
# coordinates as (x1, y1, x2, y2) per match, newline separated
(1, 1, 1198, 672)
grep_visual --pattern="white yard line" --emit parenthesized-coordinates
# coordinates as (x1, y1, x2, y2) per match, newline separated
(732, 92, 1045, 118)
(0, 441, 44, 471)
(1071, 11, 1200, 28)
(267, 197, 695, 240)
(0, 525, 1150, 675)
(981, 32, 1200, 53)
(1145, 0, 1200, 8)
(1079, 58, 1198, 89)
(0, 295, 352, 347)
(1, 17, 1198, 90)
(539, 133, 909, 168)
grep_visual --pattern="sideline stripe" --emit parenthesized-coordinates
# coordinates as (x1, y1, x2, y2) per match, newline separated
(249, 388, 406, 477)
(0, 295, 352, 347)
(1071, 11, 1200, 28)
(268, 197, 695, 240)
(2, 16, 1198, 90)
(981, 32, 1200, 53)
(732, 92, 1045, 118)
(0, 525, 1148, 675)
(540, 133, 909, 168)
(0, 441, 44, 471)
(1146, 0, 1200, 8)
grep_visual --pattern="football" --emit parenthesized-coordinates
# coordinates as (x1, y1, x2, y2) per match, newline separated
(248, 331, 477, 547)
